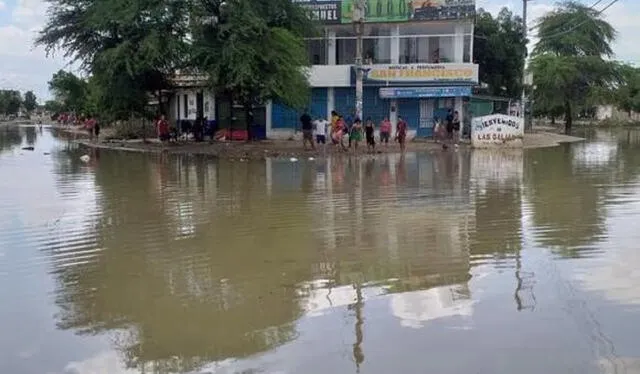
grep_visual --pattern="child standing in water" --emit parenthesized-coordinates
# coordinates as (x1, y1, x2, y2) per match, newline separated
(351, 118, 363, 151)
(365, 117, 375, 152)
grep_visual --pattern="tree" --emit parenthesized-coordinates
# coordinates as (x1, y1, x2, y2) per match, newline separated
(37, 0, 191, 120)
(530, 1, 619, 134)
(474, 8, 527, 98)
(48, 70, 88, 112)
(23, 91, 37, 113)
(0, 90, 22, 116)
(614, 64, 640, 117)
(191, 0, 315, 139)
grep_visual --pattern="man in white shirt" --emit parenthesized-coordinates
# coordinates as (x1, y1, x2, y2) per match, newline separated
(314, 118, 329, 145)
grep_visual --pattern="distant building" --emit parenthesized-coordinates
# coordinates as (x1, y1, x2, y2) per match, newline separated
(596, 105, 640, 122)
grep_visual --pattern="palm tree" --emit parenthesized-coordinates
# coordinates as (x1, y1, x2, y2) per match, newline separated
(530, 1, 619, 134)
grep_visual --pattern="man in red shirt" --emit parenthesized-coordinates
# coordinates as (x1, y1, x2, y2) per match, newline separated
(156, 115, 170, 142)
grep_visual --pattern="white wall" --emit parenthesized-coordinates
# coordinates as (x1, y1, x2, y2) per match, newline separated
(308, 65, 351, 87)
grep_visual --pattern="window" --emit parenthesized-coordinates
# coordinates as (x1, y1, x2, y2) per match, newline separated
(306, 39, 327, 65)
(463, 35, 472, 63)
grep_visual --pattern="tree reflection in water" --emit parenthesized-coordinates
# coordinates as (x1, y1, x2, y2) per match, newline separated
(48, 152, 314, 373)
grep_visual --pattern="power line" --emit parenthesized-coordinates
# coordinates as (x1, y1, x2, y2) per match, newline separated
(533, 0, 619, 40)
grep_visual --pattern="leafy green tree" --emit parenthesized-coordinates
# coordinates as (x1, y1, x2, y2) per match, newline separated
(191, 0, 315, 138)
(48, 70, 88, 112)
(474, 8, 527, 98)
(530, 1, 619, 134)
(0, 90, 22, 116)
(23, 91, 37, 113)
(37, 0, 191, 120)
(614, 64, 640, 117)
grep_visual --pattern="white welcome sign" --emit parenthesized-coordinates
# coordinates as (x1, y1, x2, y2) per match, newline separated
(471, 114, 524, 148)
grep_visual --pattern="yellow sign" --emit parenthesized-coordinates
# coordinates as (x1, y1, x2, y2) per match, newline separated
(364, 64, 479, 84)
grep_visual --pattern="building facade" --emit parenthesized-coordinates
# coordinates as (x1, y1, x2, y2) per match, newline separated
(269, 0, 478, 139)
(168, 0, 478, 140)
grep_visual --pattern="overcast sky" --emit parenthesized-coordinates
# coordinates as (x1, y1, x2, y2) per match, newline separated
(0, 0, 636, 101)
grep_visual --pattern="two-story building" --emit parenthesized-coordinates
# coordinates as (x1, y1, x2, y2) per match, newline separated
(168, 0, 478, 140)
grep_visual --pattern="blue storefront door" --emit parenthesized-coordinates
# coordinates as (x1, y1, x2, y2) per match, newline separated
(397, 99, 420, 132)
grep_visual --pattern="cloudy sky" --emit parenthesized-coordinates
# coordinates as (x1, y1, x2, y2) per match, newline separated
(0, 0, 637, 101)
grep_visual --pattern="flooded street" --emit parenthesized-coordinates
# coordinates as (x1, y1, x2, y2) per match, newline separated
(4, 125, 640, 374)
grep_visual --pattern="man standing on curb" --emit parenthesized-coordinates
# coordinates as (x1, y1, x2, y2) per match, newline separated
(300, 110, 315, 150)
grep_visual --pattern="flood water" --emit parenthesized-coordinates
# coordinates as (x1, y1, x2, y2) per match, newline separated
(3, 125, 640, 373)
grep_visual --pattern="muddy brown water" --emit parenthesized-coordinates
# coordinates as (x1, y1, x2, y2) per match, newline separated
(3, 125, 640, 374)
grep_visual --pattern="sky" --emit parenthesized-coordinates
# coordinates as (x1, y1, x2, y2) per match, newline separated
(0, 0, 637, 101)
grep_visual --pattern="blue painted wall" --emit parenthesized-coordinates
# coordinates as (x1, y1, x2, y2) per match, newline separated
(271, 88, 328, 129)
(334, 87, 390, 123)
(397, 99, 420, 130)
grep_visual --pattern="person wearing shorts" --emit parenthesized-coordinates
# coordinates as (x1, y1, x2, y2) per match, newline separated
(445, 109, 454, 140)
(314, 118, 328, 145)
(300, 110, 315, 150)
(379, 117, 391, 148)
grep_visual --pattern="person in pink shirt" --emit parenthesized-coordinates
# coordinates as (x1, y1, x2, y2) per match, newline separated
(379, 117, 391, 149)
(84, 115, 96, 141)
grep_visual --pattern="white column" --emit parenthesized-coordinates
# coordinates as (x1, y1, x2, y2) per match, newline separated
(390, 25, 400, 64)
(266, 99, 273, 139)
(469, 22, 475, 63)
(327, 87, 335, 120)
(328, 30, 337, 65)
(208, 91, 216, 119)
(454, 24, 465, 63)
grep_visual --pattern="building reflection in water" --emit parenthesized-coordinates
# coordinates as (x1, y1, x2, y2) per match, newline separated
(44, 147, 541, 372)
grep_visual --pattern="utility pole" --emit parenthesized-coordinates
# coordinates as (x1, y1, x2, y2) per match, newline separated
(522, 0, 531, 131)
(353, 0, 366, 121)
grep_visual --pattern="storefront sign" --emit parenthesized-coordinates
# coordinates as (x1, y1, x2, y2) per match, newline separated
(293, 0, 475, 24)
(355, 64, 479, 85)
(471, 114, 524, 148)
(379, 86, 471, 99)
(293, 0, 342, 24)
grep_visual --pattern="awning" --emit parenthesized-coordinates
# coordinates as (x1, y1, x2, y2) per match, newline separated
(379, 86, 472, 99)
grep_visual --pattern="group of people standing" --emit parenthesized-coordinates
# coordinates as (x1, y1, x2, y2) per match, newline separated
(434, 109, 461, 147)
(300, 110, 409, 152)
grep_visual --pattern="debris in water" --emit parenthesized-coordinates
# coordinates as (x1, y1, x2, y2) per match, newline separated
(21, 146, 34, 151)
(80, 155, 90, 163)
(308, 157, 315, 161)
(43, 152, 50, 155)
(290, 157, 298, 162)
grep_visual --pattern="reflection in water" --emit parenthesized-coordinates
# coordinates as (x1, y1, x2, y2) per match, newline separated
(6, 127, 640, 373)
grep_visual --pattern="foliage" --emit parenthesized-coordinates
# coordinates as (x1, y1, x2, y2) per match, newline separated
(37, 0, 191, 120)
(0, 90, 22, 116)
(614, 64, 640, 116)
(191, 0, 316, 134)
(474, 8, 527, 98)
(44, 100, 63, 114)
(530, 1, 619, 134)
(48, 70, 89, 112)
(23, 91, 38, 113)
